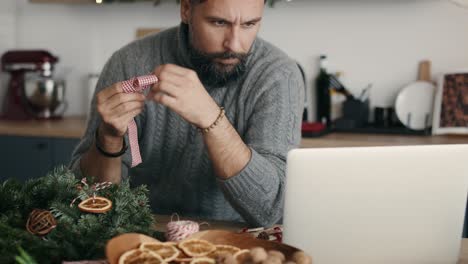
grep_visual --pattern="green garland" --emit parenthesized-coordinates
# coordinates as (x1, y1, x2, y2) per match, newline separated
(0, 166, 162, 264)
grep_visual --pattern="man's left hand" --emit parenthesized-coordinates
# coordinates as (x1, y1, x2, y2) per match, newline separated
(148, 64, 220, 128)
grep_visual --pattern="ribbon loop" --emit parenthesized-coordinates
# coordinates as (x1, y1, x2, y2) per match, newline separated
(122, 75, 158, 93)
(121, 74, 158, 167)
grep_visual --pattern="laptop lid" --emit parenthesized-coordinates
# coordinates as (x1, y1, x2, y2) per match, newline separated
(283, 145, 468, 264)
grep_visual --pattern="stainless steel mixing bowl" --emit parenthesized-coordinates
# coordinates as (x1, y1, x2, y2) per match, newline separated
(23, 73, 67, 118)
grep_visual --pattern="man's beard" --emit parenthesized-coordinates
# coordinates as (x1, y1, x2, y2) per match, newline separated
(187, 28, 250, 87)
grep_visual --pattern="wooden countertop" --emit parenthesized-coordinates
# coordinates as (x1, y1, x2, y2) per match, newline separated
(0, 116, 87, 139)
(462, 248, 468, 264)
(301, 133, 468, 148)
(0, 116, 467, 147)
(153, 215, 468, 263)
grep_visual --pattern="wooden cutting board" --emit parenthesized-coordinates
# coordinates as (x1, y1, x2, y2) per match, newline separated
(136, 28, 162, 39)
(190, 230, 300, 257)
(106, 233, 160, 264)
(418, 60, 432, 82)
(106, 230, 301, 264)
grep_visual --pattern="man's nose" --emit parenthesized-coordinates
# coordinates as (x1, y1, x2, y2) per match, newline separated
(223, 26, 242, 53)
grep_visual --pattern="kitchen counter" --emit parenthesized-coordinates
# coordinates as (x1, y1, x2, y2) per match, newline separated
(0, 116, 467, 146)
(0, 116, 87, 139)
(301, 133, 468, 148)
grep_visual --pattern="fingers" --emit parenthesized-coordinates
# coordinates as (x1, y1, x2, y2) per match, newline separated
(105, 92, 146, 110)
(115, 108, 144, 129)
(96, 82, 144, 115)
(151, 64, 197, 97)
(96, 82, 124, 105)
(152, 92, 177, 109)
(97, 92, 145, 121)
(103, 101, 145, 121)
(150, 80, 183, 98)
(99, 100, 144, 134)
(158, 70, 189, 87)
(101, 106, 144, 137)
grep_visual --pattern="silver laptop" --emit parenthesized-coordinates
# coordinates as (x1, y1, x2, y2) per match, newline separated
(283, 145, 468, 264)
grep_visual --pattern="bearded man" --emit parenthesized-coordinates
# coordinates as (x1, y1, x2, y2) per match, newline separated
(71, 0, 304, 227)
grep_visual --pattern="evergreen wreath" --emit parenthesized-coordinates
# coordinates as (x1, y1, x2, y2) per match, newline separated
(0, 166, 161, 264)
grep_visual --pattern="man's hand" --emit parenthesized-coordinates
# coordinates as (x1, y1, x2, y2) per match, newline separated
(95, 82, 146, 150)
(148, 64, 220, 128)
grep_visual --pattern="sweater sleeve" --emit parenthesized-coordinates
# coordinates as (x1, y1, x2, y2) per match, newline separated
(217, 66, 305, 227)
(68, 51, 133, 179)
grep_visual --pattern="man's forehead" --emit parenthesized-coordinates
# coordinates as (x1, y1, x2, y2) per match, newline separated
(195, 0, 264, 21)
(194, 0, 264, 5)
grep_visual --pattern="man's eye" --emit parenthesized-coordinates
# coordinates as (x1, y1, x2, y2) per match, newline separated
(243, 22, 257, 28)
(212, 20, 227, 26)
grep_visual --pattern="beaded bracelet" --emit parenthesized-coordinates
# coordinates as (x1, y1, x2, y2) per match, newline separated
(198, 107, 225, 134)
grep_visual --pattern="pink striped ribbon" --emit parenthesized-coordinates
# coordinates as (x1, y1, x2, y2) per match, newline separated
(121, 75, 158, 167)
(165, 220, 200, 242)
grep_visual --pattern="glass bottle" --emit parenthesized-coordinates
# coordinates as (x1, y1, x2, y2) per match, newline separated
(315, 55, 331, 126)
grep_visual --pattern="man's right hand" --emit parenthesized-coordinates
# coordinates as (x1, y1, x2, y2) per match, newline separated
(95, 82, 146, 151)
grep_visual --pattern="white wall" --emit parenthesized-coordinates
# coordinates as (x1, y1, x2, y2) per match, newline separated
(1, 0, 468, 119)
(0, 0, 17, 105)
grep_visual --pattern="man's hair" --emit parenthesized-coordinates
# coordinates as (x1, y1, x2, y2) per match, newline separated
(190, 0, 267, 4)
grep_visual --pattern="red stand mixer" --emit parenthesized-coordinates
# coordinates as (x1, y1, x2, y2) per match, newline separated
(1, 50, 67, 120)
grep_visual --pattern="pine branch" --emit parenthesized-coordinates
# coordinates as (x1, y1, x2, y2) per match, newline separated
(0, 166, 159, 264)
(15, 247, 38, 264)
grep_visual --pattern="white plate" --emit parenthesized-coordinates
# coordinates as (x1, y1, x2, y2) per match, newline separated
(395, 81, 436, 130)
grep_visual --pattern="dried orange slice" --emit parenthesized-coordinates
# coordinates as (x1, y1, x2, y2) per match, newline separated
(178, 239, 216, 257)
(173, 250, 193, 263)
(189, 257, 215, 264)
(207, 244, 240, 258)
(139, 242, 180, 262)
(233, 249, 251, 262)
(162, 241, 178, 247)
(78, 196, 112, 213)
(118, 248, 167, 264)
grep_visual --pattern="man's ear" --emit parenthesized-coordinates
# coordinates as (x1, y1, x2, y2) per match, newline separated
(180, 0, 191, 24)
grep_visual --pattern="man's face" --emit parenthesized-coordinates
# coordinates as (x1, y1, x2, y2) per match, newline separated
(181, 0, 264, 85)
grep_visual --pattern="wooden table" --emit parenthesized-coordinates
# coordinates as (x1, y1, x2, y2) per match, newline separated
(153, 215, 468, 263)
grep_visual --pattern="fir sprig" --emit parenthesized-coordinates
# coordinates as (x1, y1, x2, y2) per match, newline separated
(0, 166, 159, 264)
(15, 247, 38, 264)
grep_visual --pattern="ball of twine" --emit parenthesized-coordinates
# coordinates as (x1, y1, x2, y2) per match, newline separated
(165, 214, 205, 242)
(26, 209, 57, 236)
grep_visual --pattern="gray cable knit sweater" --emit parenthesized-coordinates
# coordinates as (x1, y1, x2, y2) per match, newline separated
(70, 24, 304, 227)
